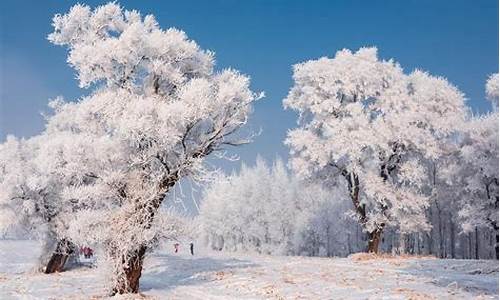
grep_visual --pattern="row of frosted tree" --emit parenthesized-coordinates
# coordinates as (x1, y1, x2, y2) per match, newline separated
(0, 2, 498, 296)
(199, 158, 498, 259)
(200, 48, 499, 259)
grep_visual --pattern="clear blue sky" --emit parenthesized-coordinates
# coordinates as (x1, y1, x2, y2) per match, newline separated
(1, 0, 498, 172)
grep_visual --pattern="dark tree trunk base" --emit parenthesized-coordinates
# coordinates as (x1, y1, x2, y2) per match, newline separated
(111, 246, 147, 295)
(367, 229, 383, 254)
(45, 253, 70, 273)
(45, 239, 74, 274)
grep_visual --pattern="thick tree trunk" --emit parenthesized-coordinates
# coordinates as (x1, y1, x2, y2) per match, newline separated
(112, 246, 147, 295)
(45, 239, 74, 274)
(367, 228, 383, 253)
(110, 173, 179, 294)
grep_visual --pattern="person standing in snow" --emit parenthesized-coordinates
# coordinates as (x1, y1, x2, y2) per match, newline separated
(190, 242, 194, 256)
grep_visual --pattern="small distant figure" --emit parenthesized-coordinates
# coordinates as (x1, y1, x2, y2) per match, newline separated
(190, 242, 194, 256)
(174, 243, 180, 253)
(80, 246, 94, 258)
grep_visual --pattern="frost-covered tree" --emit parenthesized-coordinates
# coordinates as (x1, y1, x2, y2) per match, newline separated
(393, 74, 499, 260)
(199, 158, 352, 256)
(457, 74, 499, 258)
(486, 73, 499, 110)
(45, 3, 260, 294)
(0, 126, 120, 273)
(0, 136, 43, 239)
(284, 48, 467, 253)
(0, 135, 77, 272)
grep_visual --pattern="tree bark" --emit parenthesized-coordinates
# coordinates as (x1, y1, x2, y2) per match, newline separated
(110, 173, 179, 294)
(45, 239, 74, 274)
(111, 246, 147, 295)
(367, 228, 383, 253)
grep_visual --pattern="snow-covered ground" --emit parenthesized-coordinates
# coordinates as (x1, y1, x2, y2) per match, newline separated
(0, 240, 497, 299)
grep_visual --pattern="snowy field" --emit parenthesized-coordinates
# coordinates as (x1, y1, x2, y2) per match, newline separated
(0, 240, 498, 300)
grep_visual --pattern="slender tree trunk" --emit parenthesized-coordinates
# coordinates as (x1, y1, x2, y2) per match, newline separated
(468, 232, 473, 259)
(437, 212, 444, 258)
(443, 219, 448, 258)
(326, 224, 331, 257)
(355, 225, 360, 251)
(485, 181, 498, 259)
(488, 221, 499, 259)
(463, 236, 468, 259)
(450, 216, 456, 259)
(495, 231, 499, 260)
(347, 233, 351, 255)
(427, 208, 434, 255)
(367, 228, 383, 253)
(45, 239, 75, 274)
(416, 233, 421, 255)
(389, 231, 394, 254)
(489, 230, 493, 259)
(475, 227, 480, 260)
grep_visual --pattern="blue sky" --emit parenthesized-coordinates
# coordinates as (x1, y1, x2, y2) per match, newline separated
(1, 0, 498, 173)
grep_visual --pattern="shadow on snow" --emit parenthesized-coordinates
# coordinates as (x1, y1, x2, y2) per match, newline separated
(402, 259, 498, 295)
(140, 253, 258, 292)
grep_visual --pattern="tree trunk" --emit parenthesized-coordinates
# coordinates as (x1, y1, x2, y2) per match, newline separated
(495, 231, 499, 260)
(326, 224, 331, 257)
(110, 173, 179, 294)
(347, 233, 351, 255)
(461, 235, 467, 259)
(45, 239, 74, 274)
(475, 227, 480, 260)
(367, 228, 383, 253)
(450, 216, 456, 259)
(112, 246, 147, 295)
(437, 206, 444, 258)
(416, 233, 421, 255)
(427, 208, 434, 255)
(468, 232, 473, 259)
